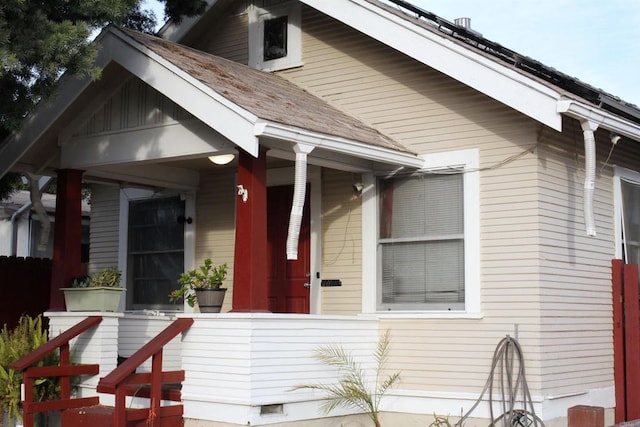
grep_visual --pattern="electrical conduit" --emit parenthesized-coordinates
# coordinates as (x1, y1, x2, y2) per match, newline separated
(287, 144, 314, 260)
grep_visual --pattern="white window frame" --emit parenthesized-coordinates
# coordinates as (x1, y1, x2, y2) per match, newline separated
(614, 166, 640, 260)
(248, 1, 302, 72)
(118, 188, 196, 312)
(362, 148, 481, 318)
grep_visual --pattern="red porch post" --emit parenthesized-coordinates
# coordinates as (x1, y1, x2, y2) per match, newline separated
(232, 147, 269, 312)
(50, 169, 83, 311)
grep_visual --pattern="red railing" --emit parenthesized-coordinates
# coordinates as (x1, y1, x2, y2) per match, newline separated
(97, 317, 194, 427)
(9, 316, 103, 427)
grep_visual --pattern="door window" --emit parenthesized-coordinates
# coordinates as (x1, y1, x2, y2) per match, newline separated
(127, 196, 184, 310)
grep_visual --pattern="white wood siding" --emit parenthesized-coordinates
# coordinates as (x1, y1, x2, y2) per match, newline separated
(88, 184, 120, 273)
(180, 314, 378, 425)
(118, 315, 182, 372)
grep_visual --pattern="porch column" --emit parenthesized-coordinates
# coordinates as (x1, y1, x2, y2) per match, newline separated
(232, 147, 269, 312)
(50, 169, 83, 311)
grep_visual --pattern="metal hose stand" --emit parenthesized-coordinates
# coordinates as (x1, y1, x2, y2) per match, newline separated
(455, 335, 544, 427)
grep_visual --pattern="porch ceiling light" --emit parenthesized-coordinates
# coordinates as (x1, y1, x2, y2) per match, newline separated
(208, 154, 235, 165)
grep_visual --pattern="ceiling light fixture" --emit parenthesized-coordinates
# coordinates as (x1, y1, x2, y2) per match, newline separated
(208, 154, 235, 165)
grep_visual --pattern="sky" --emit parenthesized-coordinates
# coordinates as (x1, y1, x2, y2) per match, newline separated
(142, 0, 640, 106)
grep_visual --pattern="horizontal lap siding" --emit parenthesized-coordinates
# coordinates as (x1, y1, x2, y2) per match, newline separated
(181, 316, 377, 405)
(321, 170, 362, 315)
(89, 185, 120, 273)
(196, 171, 236, 312)
(537, 119, 615, 396)
(282, 7, 544, 395)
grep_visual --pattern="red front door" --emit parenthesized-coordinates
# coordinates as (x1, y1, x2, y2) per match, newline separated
(267, 185, 310, 314)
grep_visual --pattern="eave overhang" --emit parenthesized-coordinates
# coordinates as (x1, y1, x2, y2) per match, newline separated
(0, 25, 422, 180)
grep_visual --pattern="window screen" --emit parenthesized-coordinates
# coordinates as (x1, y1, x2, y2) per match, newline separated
(128, 197, 184, 310)
(378, 173, 465, 310)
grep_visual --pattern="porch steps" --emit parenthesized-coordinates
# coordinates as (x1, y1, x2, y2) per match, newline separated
(61, 405, 183, 426)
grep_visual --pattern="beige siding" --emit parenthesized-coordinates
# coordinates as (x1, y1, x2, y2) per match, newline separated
(320, 170, 362, 315)
(195, 170, 237, 312)
(191, 3, 249, 64)
(73, 78, 192, 137)
(186, 2, 624, 409)
(277, 6, 546, 395)
(88, 184, 120, 273)
(536, 119, 616, 396)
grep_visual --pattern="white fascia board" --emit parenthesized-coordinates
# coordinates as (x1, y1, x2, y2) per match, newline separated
(61, 120, 230, 169)
(255, 120, 423, 168)
(105, 29, 260, 157)
(0, 74, 94, 178)
(301, 0, 563, 131)
(557, 99, 640, 142)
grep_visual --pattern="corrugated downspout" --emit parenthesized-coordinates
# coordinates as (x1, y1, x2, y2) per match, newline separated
(581, 120, 598, 237)
(286, 144, 314, 260)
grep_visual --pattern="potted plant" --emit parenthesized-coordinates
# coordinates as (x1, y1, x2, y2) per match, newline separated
(61, 266, 124, 312)
(169, 259, 228, 313)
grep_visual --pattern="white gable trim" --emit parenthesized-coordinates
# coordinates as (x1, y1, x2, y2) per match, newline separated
(255, 120, 423, 168)
(107, 29, 260, 157)
(301, 0, 563, 131)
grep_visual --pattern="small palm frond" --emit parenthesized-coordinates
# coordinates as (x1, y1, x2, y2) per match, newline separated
(291, 330, 400, 427)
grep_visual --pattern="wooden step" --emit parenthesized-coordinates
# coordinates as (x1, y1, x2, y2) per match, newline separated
(125, 382, 182, 401)
(61, 405, 183, 427)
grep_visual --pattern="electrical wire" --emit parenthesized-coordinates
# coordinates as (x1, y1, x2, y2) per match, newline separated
(455, 335, 544, 427)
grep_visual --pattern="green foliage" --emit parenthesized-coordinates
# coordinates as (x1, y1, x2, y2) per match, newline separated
(292, 330, 401, 427)
(0, 172, 24, 201)
(430, 414, 453, 427)
(0, 0, 205, 137)
(0, 315, 59, 421)
(169, 259, 228, 307)
(71, 266, 121, 288)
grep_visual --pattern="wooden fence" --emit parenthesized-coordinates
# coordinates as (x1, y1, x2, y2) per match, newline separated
(0, 256, 51, 329)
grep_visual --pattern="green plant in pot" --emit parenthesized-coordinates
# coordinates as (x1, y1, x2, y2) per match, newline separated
(169, 258, 228, 313)
(63, 266, 124, 312)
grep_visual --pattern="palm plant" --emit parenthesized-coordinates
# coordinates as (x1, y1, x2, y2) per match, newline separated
(292, 330, 400, 427)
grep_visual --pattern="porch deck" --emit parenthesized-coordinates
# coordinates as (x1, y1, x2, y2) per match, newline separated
(45, 311, 379, 426)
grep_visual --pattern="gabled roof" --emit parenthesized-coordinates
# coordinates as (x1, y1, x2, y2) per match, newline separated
(297, 0, 640, 142)
(122, 29, 411, 155)
(0, 25, 423, 180)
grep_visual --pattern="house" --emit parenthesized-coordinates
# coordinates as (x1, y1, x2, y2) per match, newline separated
(0, 189, 91, 259)
(1, 0, 640, 425)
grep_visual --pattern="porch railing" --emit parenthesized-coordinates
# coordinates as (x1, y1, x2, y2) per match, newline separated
(96, 316, 194, 427)
(9, 315, 103, 427)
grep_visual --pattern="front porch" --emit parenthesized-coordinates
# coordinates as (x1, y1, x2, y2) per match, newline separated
(45, 311, 379, 426)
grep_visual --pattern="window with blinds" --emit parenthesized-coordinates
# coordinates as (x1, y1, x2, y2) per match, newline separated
(378, 173, 465, 310)
(621, 179, 640, 264)
(127, 196, 184, 310)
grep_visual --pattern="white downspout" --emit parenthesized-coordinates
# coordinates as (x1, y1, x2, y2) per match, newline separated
(581, 120, 598, 237)
(286, 143, 315, 260)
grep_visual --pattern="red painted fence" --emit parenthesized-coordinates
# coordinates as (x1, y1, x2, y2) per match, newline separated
(612, 259, 640, 423)
(0, 256, 51, 329)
